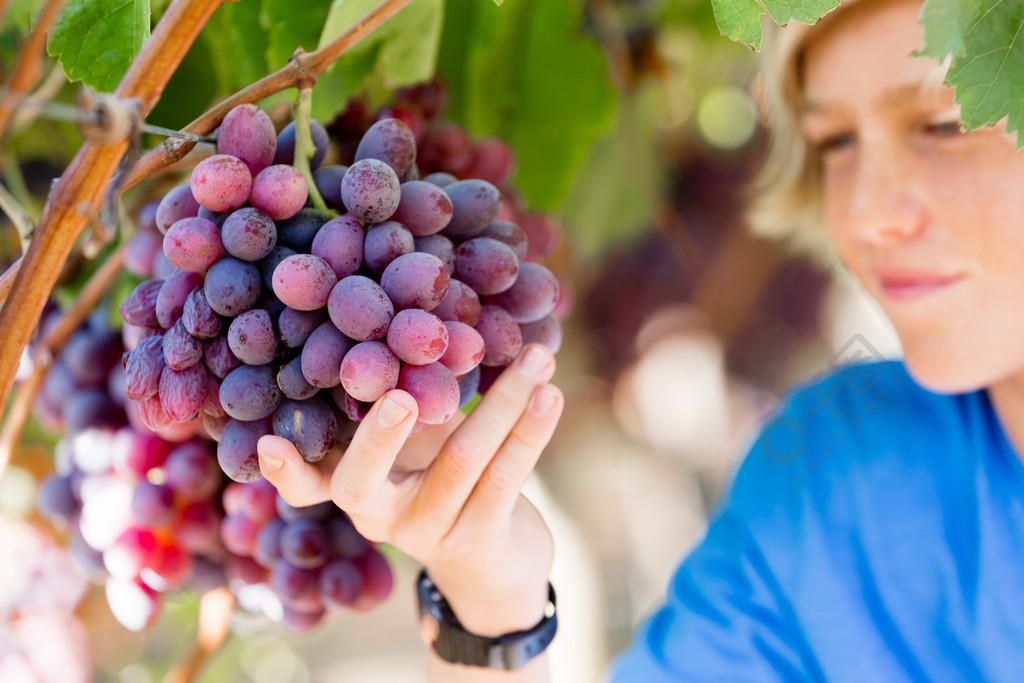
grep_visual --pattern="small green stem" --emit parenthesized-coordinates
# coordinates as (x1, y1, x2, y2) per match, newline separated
(294, 87, 337, 218)
(0, 180, 35, 254)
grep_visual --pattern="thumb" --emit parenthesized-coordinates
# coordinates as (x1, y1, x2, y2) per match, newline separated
(257, 435, 332, 507)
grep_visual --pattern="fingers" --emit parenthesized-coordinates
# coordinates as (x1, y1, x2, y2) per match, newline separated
(462, 383, 563, 526)
(257, 435, 332, 507)
(417, 345, 555, 526)
(329, 389, 419, 513)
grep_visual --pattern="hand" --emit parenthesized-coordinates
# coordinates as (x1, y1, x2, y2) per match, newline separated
(256, 344, 564, 636)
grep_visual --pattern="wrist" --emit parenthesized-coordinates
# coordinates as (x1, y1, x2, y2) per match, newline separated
(425, 569, 551, 638)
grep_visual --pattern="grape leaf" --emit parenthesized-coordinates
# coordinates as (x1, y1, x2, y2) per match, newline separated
(47, 0, 150, 92)
(438, 0, 617, 211)
(919, 0, 1024, 147)
(201, 0, 270, 94)
(260, 0, 333, 70)
(312, 0, 444, 122)
(711, 0, 838, 49)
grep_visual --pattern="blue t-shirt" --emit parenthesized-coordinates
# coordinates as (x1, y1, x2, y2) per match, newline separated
(609, 360, 1024, 682)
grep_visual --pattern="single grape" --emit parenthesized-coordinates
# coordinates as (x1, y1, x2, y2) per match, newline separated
(278, 307, 327, 348)
(182, 287, 223, 339)
(158, 362, 208, 422)
(329, 516, 368, 557)
(351, 545, 394, 611)
(520, 212, 561, 258)
(380, 252, 450, 311)
(125, 232, 162, 278)
(327, 276, 394, 342)
(275, 497, 335, 522)
(202, 373, 226, 417)
(312, 164, 348, 209)
(279, 519, 330, 570)
(137, 395, 172, 432)
(457, 366, 480, 408)
(274, 119, 329, 169)
(254, 518, 286, 568)
(300, 322, 353, 388)
(272, 397, 337, 463)
(397, 362, 459, 425)
(143, 542, 193, 592)
(341, 159, 401, 224)
(190, 154, 253, 212)
(269, 558, 318, 601)
(420, 124, 473, 175)
(164, 441, 219, 501)
(120, 279, 163, 328)
(422, 171, 457, 188)
(227, 309, 278, 365)
(162, 319, 203, 371)
(111, 428, 170, 480)
(202, 334, 242, 379)
(276, 208, 327, 252)
(220, 364, 282, 421)
(64, 327, 121, 383)
(257, 246, 298, 290)
(454, 237, 519, 295)
(343, 392, 371, 423)
(519, 314, 562, 354)
(163, 217, 223, 272)
(391, 180, 453, 236)
(217, 104, 277, 176)
(156, 270, 204, 329)
(37, 474, 78, 522)
(217, 417, 272, 483)
(320, 558, 363, 609)
(438, 321, 485, 375)
(277, 356, 318, 400)
(152, 251, 176, 278)
(355, 118, 417, 182)
(204, 258, 261, 317)
(311, 215, 364, 279)
(481, 220, 528, 261)
(386, 309, 448, 365)
(363, 221, 413, 274)
(272, 254, 338, 311)
(485, 262, 560, 323)
(221, 512, 261, 557)
(104, 526, 160, 580)
(464, 138, 516, 187)
(155, 184, 201, 235)
(202, 412, 230, 441)
(474, 305, 523, 366)
(64, 388, 120, 432)
(221, 207, 277, 261)
(413, 234, 455, 274)
(340, 341, 400, 402)
(431, 279, 482, 326)
(250, 165, 307, 221)
(198, 207, 229, 227)
(442, 180, 501, 240)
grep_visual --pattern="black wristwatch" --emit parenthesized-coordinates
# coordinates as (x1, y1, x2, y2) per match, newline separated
(415, 568, 558, 670)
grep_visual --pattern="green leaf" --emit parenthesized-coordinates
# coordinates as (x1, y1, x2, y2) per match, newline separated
(48, 0, 150, 92)
(202, 1, 270, 94)
(438, 0, 617, 210)
(261, 0, 334, 70)
(312, 0, 444, 122)
(147, 27, 218, 128)
(919, 0, 1024, 146)
(759, 0, 839, 26)
(711, 0, 765, 49)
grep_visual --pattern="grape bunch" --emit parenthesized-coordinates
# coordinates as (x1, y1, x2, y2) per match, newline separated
(218, 478, 393, 632)
(119, 100, 564, 483)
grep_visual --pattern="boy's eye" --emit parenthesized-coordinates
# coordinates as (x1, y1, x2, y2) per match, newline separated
(814, 132, 855, 154)
(925, 120, 968, 137)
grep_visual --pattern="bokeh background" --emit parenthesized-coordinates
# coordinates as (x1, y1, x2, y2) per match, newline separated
(0, 0, 906, 681)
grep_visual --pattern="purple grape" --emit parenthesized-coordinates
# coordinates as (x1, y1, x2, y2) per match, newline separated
(312, 164, 348, 209)
(159, 362, 208, 422)
(276, 497, 335, 522)
(227, 309, 278, 365)
(482, 220, 528, 261)
(124, 335, 165, 401)
(352, 545, 394, 611)
(164, 441, 219, 501)
(202, 412, 229, 441)
(272, 254, 338, 311)
(204, 258, 261, 317)
(464, 138, 516, 187)
(274, 119, 328, 169)
(457, 366, 480, 408)
(386, 309, 448, 365)
(442, 179, 501, 240)
(37, 474, 78, 521)
(203, 334, 242, 379)
(182, 286, 223, 339)
(221, 207, 277, 261)
(276, 208, 327, 252)
(217, 417, 272, 482)
(397, 362, 459, 425)
(120, 279, 163, 328)
(273, 397, 337, 463)
(432, 279, 482, 326)
(277, 356, 318, 400)
(320, 558, 362, 609)
(220, 364, 282, 421)
(279, 519, 329, 569)
(355, 118, 417, 182)
(64, 327, 121, 384)
(300, 322, 353, 388)
(278, 307, 327, 348)
(254, 518, 286, 568)
(163, 217, 223, 272)
(329, 516, 368, 557)
(155, 184, 200, 235)
(311, 215, 364, 278)
(421, 123, 473, 174)
(281, 605, 325, 632)
(258, 246, 297, 290)
(454, 237, 519, 296)
(422, 172, 457, 187)
(221, 513, 261, 556)
(485, 262, 559, 324)
(341, 159, 401, 224)
(202, 373, 226, 417)
(125, 232, 162, 278)
(270, 558, 318, 600)
(162, 319, 203, 371)
(190, 154, 252, 212)
(474, 305, 523, 366)
(392, 180, 453, 236)
(157, 270, 204, 328)
(342, 392, 371, 423)
(327, 276, 394, 342)
(217, 104, 277, 176)
(152, 251, 176, 278)
(340, 341, 400, 402)
(519, 314, 562, 354)
(380, 252, 450, 311)
(414, 234, 455, 274)
(64, 388, 119, 432)
(363, 221, 413, 274)
(438, 321, 485, 375)
(197, 207, 229, 227)
(250, 165, 307, 221)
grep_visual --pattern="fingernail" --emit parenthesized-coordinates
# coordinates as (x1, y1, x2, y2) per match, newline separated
(378, 395, 411, 429)
(518, 346, 550, 378)
(259, 450, 284, 470)
(531, 385, 559, 416)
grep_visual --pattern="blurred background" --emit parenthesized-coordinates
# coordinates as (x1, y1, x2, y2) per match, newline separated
(0, 0, 905, 681)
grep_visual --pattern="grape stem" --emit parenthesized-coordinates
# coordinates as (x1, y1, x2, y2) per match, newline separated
(162, 588, 235, 683)
(294, 87, 338, 218)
